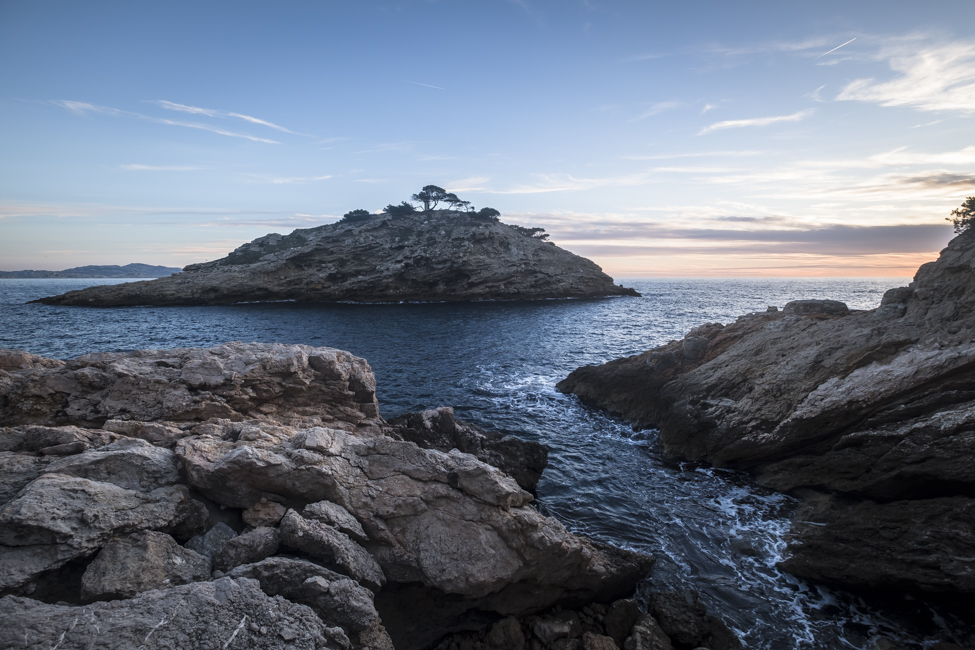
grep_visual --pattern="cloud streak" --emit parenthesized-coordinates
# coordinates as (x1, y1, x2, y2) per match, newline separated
(836, 39, 975, 113)
(51, 101, 279, 143)
(631, 102, 682, 121)
(699, 109, 814, 134)
(151, 100, 305, 134)
(120, 164, 200, 171)
(242, 173, 333, 184)
(817, 37, 856, 58)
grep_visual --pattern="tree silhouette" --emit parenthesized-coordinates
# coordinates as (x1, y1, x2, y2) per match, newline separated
(948, 197, 975, 234)
(411, 185, 449, 212)
(444, 192, 472, 212)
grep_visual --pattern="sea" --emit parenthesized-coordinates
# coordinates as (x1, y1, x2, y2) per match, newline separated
(2, 277, 972, 650)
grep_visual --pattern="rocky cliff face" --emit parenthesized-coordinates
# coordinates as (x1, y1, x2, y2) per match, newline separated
(557, 230, 975, 599)
(33, 212, 638, 306)
(0, 342, 654, 650)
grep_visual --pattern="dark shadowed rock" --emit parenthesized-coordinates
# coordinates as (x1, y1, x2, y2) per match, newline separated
(185, 521, 237, 560)
(214, 526, 280, 573)
(647, 590, 742, 650)
(624, 614, 673, 650)
(779, 493, 975, 593)
(33, 211, 640, 307)
(604, 599, 641, 645)
(0, 577, 341, 649)
(80, 530, 210, 600)
(227, 557, 391, 646)
(486, 616, 526, 650)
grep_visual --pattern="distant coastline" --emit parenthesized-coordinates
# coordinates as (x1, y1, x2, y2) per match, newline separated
(0, 263, 181, 279)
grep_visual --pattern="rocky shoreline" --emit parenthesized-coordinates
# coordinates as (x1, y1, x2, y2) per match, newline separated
(0, 341, 734, 650)
(32, 211, 639, 307)
(557, 230, 975, 634)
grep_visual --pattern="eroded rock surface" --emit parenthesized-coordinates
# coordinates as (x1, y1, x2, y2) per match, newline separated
(0, 577, 341, 649)
(33, 211, 639, 306)
(0, 342, 653, 649)
(557, 230, 975, 598)
(80, 530, 211, 600)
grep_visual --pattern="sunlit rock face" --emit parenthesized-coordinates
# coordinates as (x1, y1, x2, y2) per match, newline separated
(558, 229, 975, 597)
(33, 211, 639, 307)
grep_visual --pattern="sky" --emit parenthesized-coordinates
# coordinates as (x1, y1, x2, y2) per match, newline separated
(1, 0, 974, 277)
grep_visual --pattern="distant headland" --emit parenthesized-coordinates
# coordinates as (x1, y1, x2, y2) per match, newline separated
(32, 186, 640, 307)
(1, 263, 181, 279)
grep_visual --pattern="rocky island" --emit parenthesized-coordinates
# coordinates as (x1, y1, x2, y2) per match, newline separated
(33, 191, 638, 306)
(0, 341, 741, 650)
(557, 227, 975, 609)
(0, 263, 181, 279)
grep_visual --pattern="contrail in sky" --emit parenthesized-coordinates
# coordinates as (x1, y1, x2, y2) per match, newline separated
(403, 80, 445, 90)
(817, 37, 856, 58)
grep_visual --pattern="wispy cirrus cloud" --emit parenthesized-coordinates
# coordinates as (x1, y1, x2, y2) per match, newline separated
(836, 39, 975, 113)
(242, 173, 332, 184)
(620, 150, 765, 161)
(698, 108, 814, 135)
(150, 100, 306, 135)
(120, 164, 200, 171)
(445, 177, 491, 192)
(50, 101, 279, 143)
(401, 80, 445, 90)
(490, 172, 653, 194)
(631, 101, 682, 121)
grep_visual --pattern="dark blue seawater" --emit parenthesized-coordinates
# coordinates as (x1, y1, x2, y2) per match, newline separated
(2, 277, 971, 649)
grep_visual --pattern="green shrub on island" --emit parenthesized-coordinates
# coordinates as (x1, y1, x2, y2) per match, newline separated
(342, 209, 373, 223)
(510, 224, 549, 240)
(948, 197, 975, 234)
(475, 207, 500, 221)
(383, 202, 417, 217)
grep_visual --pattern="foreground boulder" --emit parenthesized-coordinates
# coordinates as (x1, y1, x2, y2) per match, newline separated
(32, 211, 639, 306)
(0, 577, 344, 649)
(557, 229, 975, 598)
(0, 342, 653, 649)
(80, 530, 211, 600)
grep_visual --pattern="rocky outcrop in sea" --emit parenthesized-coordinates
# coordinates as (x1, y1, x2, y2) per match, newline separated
(0, 341, 716, 650)
(33, 211, 638, 306)
(557, 229, 975, 602)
